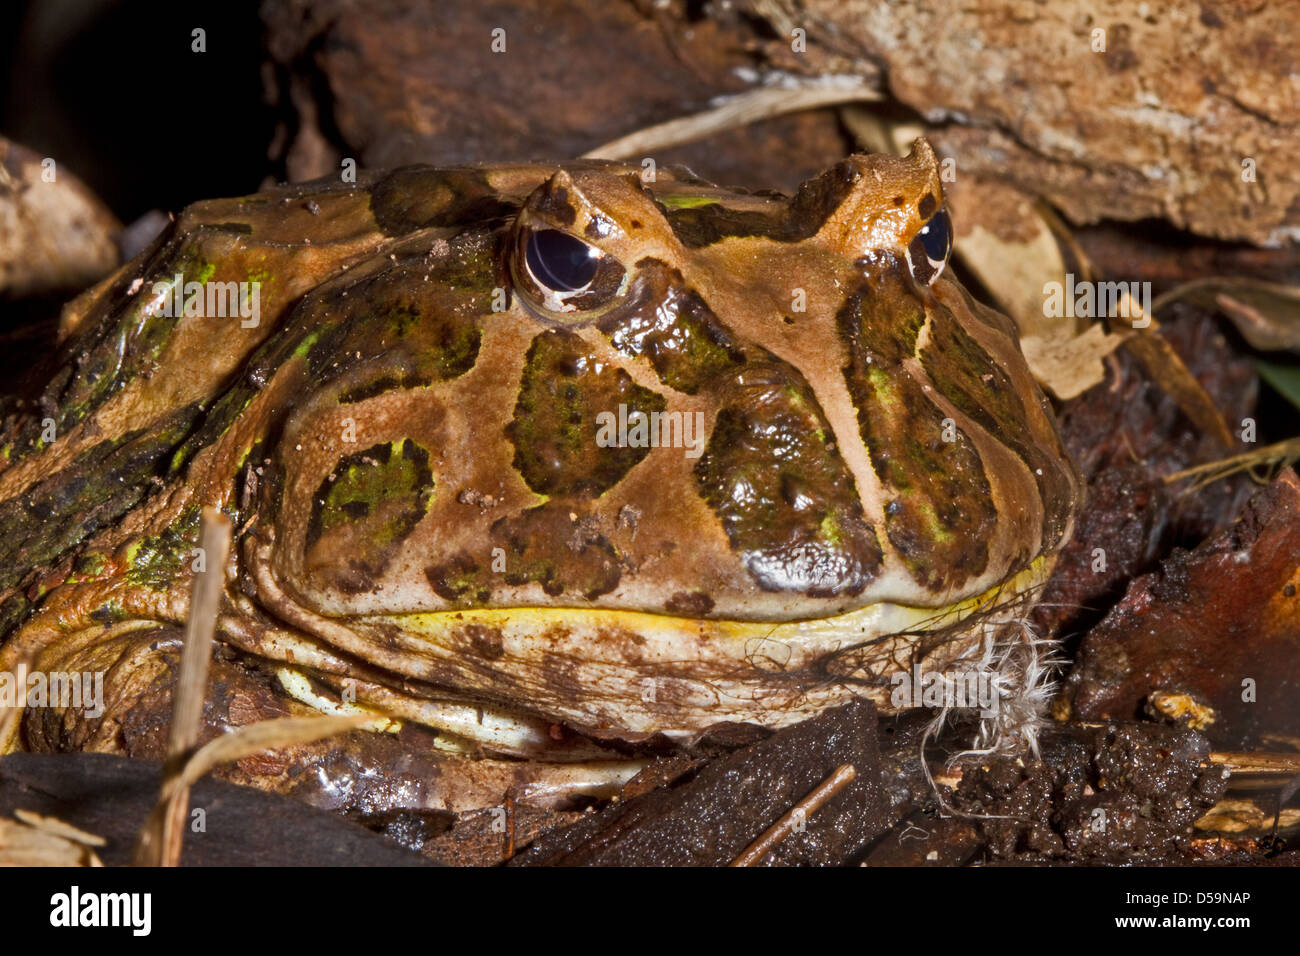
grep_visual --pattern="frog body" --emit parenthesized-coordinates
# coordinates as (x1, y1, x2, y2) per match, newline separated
(0, 142, 1080, 787)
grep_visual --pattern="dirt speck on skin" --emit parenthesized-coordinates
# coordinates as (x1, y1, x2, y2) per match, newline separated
(952, 722, 1228, 862)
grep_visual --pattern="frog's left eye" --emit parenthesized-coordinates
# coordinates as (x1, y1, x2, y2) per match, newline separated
(906, 208, 952, 286)
(513, 226, 627, 320)
(526, 230, 598, 292)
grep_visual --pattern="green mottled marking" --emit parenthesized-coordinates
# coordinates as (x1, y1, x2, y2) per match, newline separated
(695, 361, 882, 597)
(508, 329, 666, 497)
(6, 242, 214, 463)
(125, 505, 203, 590)
(599, 260, 745, 394)
(304, 281, 482, 394)
(838, 260, 996, 591)
(0, 408, 202, 598)
(425, 552, 493, 605)
(921, 290, 1078, 552)
(175, 242, 486, 470)
(307, 440, 434, 593)
(181, 238, 491, 466)
(65, 551, 108, 585)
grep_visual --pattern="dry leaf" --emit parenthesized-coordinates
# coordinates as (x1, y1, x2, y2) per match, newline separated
(1021, 323, 1128, 400)
(1154, 277, 1300, 353)
(1195, 799, 1300, 834)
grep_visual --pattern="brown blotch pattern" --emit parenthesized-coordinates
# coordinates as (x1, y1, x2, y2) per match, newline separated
(665, 591, 716, 616)
(425, 552, 492, 605)
(530, 179, 578, 227)
(660, 158, 860, 249)
(370, 168, 517, 236)
(492, 503, 622, 599)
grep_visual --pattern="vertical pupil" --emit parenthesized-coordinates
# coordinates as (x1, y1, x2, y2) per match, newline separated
(525, 229, 599, 292)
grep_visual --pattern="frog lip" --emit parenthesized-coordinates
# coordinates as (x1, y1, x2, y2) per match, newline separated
(251, 551, 1052, 740)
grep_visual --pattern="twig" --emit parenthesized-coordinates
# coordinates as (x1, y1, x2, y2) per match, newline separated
(730, 763, 857, 867)
(583, 81, 882, 161)
(133, 507, 231, 866)
(133, 714, 371, 865)
(1210, 751, 1300, 776)
(1164, 437, 1300, 491)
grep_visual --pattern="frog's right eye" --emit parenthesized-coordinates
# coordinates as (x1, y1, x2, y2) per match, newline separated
(512, 224, 628, 321)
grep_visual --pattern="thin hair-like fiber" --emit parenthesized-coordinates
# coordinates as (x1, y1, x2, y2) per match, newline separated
(918, 597, 1064, 823)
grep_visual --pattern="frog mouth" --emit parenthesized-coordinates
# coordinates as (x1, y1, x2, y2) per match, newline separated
(250, 553, 1054, 747)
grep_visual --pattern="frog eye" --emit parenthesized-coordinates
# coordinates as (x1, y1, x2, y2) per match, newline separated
(906, 208, 952, 286)
(526, 229, 598, 291)
(513, 226, 628, 320)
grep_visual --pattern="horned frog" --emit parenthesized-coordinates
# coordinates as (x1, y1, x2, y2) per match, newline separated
(0, 141, 1079, 810)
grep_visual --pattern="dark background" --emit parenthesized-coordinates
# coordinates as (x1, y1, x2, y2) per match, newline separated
(2, 0, 274, 223)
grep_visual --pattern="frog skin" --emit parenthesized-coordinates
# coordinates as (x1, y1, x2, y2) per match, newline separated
(0, 140, 1080, 808)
